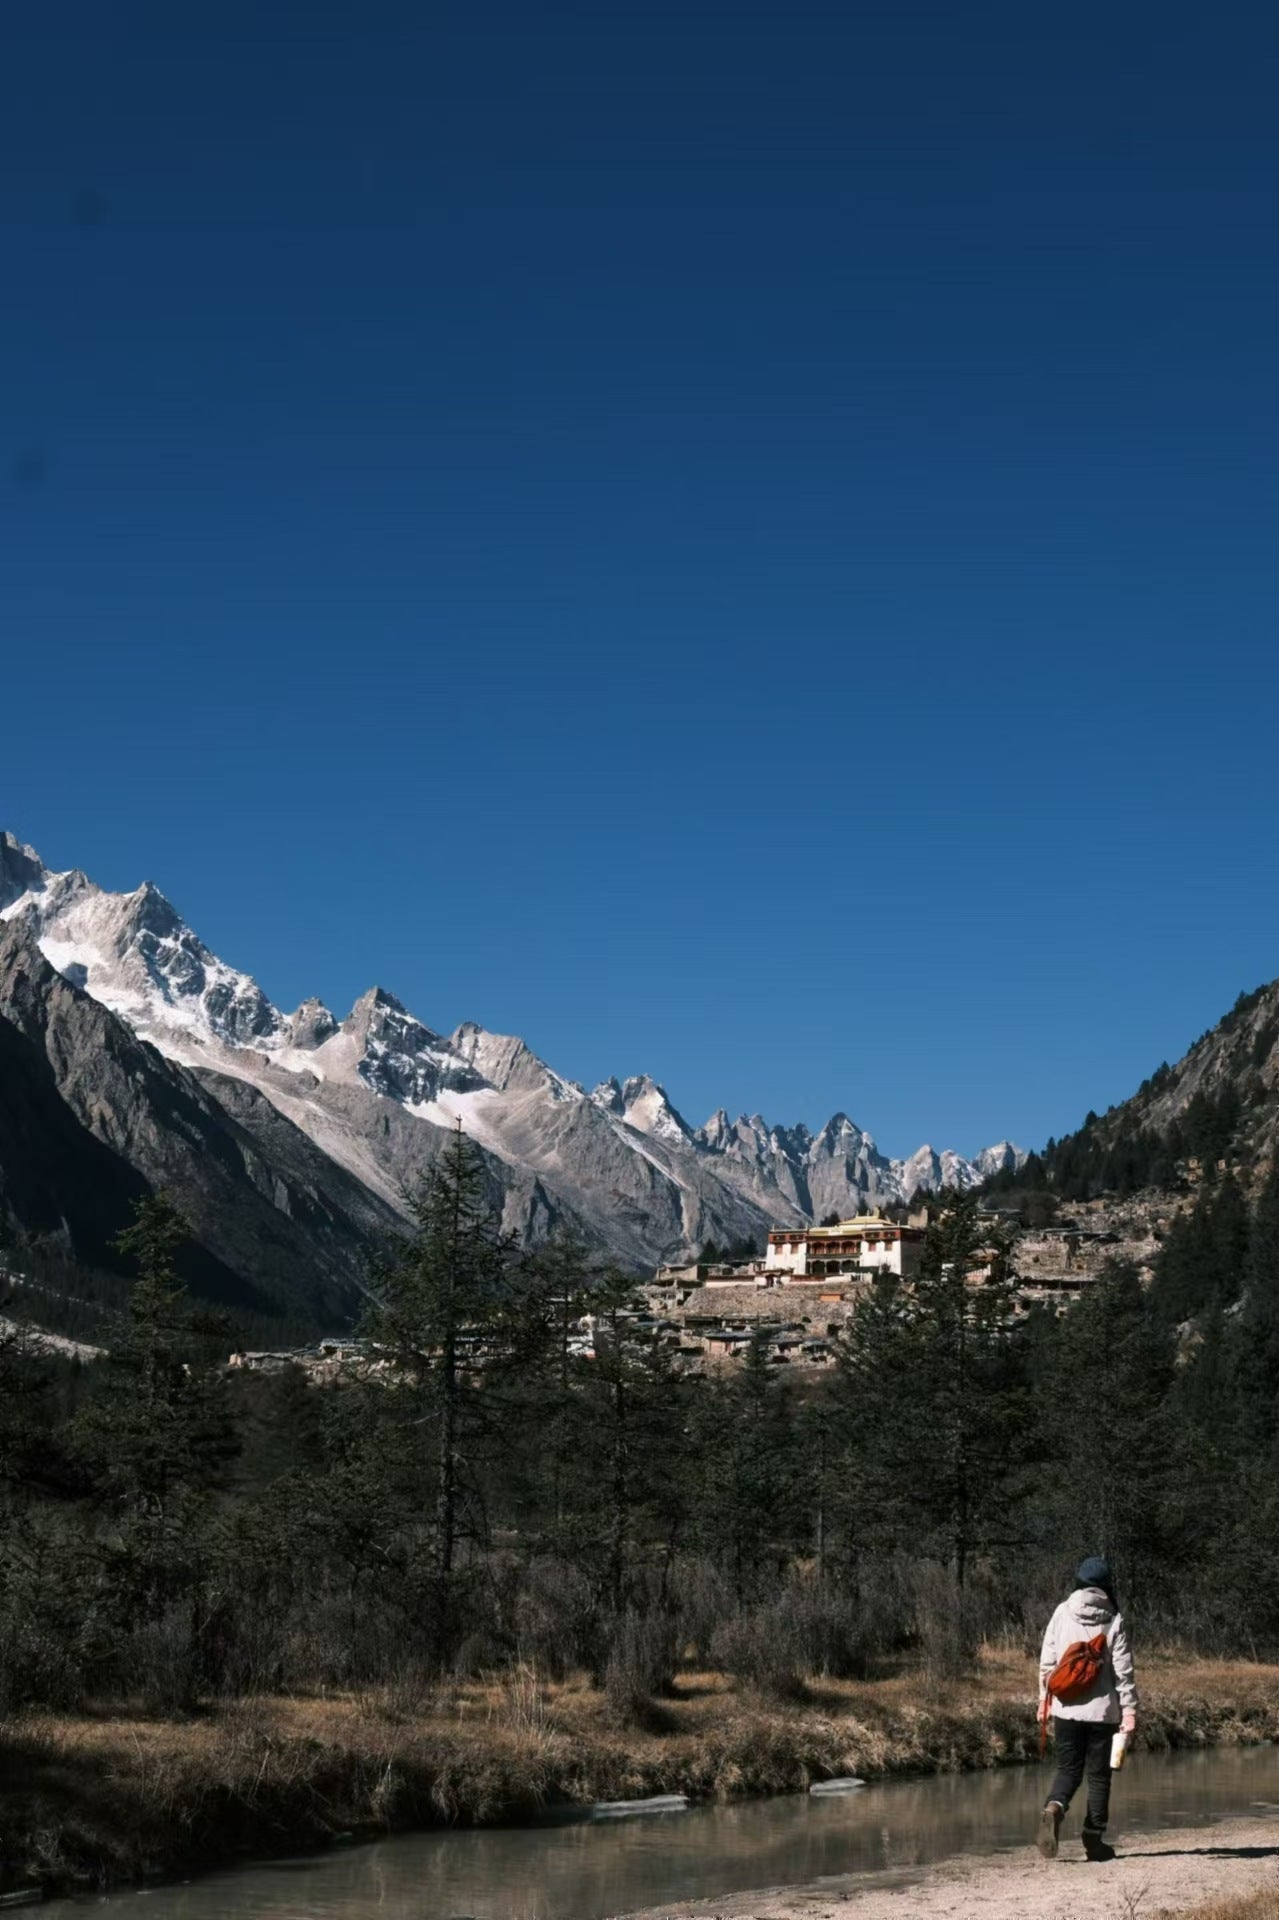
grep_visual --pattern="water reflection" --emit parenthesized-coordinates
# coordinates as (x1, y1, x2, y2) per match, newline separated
(48, 1745, 1278, 1920)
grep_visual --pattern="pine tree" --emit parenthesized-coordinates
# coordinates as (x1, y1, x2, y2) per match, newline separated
(1207, 1173, 1251, 1308)
(834, 1196, 1028, 1585)
(507, 1233, 599, 1549)
(1035, 1261, 1182, 1595)
(565, 1275, 687, 1612)
(828, 1270, 919, 1564)
(692, 1332, 799, 1597)
(75, 1194, 229, 1510)
(358, 1128, 516, 1590)
(1149, 1193, 1215, 1323)
(1236, 1164, 1279, 1454)
(70, 1193, 235, 1693)
(0, 1306, 50, 1509)
(904, 1197, 1027, 1585)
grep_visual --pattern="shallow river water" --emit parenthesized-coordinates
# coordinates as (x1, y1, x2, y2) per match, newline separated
(47, 1746, 1279, 1920)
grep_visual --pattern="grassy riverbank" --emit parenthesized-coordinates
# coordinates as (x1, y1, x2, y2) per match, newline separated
(1173, 1899, 1279, 1920)
(4, 1649, 1279, 1896)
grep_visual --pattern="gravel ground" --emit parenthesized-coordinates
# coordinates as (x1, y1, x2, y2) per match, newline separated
(617, 1814, 1279, 1920)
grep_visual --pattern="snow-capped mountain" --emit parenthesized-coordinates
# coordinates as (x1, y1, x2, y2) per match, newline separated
(0, 831, 1025, 1279)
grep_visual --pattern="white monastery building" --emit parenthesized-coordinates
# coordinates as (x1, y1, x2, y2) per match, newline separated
(763, 1213, 925, 1282)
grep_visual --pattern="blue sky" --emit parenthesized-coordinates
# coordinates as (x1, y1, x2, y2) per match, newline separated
(3, 3, 1279, 1157)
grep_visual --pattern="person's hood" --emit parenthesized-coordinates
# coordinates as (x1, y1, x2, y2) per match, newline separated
(1066, 1586, 1115, 1631)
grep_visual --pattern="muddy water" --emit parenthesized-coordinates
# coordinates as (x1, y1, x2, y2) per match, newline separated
(47, 1746, 1279, 1919)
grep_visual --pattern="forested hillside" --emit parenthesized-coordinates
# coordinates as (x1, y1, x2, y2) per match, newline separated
(985, 977, 1279, 1203)
(4, 1137, 1279, 1730)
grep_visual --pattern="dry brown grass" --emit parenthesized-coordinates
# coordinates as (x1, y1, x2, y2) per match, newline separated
(4, 1646, 1279, 1898)
(1159, 1894, 1279, 1920)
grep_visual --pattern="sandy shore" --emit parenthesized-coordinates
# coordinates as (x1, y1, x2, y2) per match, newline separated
(618, 1814, 1279, 1919)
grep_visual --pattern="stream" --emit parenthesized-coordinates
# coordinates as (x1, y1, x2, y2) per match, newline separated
(44, 1745, 1279, 1919)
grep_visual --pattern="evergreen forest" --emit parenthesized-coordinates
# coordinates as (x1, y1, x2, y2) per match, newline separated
(4, 1133, 1279, 1722)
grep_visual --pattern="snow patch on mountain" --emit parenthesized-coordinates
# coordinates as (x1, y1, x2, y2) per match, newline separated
(974, 1140, 1026, 1179)
(0, 830, 1026, 1263)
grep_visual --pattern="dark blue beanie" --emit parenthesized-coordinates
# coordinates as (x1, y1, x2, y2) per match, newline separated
(1075, 1556, 1113, 1590)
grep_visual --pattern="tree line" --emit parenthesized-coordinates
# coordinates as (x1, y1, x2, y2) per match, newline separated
(987, 1084, 1248, 1203)
(3, 1136, 1279, 1720)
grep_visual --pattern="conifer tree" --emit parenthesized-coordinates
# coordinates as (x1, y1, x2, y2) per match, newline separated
(1149, 1192, 1215, 1323)
(566, 1275, 686, 1612)
(835, 1196, 1026, 1585)
(1207, 1172, 1251, 1307)
(0, 1310, 57, 1706)
(828, 1268, 917, 1563)
(692, 1331, 798, 1596)
(359, 1127, 516, 1590)
(0, 1309, 49, 1510)
(507, 1233, 598, 1548)
(1036, 1261, 1181, 1593)
(75, 1196, 232, 1508)
(1236, 1164, 1279, 1454)
(70, 1193, 234, 1691)
(904, 1196, 1027, 1585)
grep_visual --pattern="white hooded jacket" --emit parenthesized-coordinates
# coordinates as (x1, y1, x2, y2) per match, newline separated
(1038, 1585, 1138, 1725)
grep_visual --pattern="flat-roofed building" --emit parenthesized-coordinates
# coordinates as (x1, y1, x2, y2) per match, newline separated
(763, 1213, 925, 1282)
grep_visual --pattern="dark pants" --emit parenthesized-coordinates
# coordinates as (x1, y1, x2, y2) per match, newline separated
(1045, 1717, 1116, 1831)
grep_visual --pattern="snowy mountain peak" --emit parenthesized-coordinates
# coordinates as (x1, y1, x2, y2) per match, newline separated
(342, 986, 442, 1054)
(975, 1139, 1028, 1178)
(10, 855, 285, 1053)
(0, 833, 50, 915)
(697, 1106, 734, 1150)
(0, 829, 1028, 1269)
(347, 984, 410, 1020)
(449, 1023, 566, 1097)
(898, 1144, 946, 1197)
(288, 997, 339, 1050)
(813, 1111, 876, 1154)
(340, 988, 472, 1106)
(616, 1075, 694, 1145)
(591, 1077, 625, 1114)
(118, 879, 186, 943)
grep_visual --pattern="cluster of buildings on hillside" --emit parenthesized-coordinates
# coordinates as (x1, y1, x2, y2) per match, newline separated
(227, 1206, 1159, 1382)
(658, 1213, 928, 1290)
(642, 1214, 934, 1372)
(642, 1207, 1145, 1370)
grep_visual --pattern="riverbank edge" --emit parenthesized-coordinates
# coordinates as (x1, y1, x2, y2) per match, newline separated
(4, 1664, 1278, 1899)
(611, 1814, 1279, 1920)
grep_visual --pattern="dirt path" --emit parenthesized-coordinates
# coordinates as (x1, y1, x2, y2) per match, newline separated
(618, 1814, 1279, 1920)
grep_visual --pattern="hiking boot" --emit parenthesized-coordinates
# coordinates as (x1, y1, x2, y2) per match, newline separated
(1036, 1802, 1063, 1859)
(1082, 1827, 1115, 1862)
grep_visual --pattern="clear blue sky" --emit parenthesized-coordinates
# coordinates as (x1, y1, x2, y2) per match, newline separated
(4, 3, 1279, 1158)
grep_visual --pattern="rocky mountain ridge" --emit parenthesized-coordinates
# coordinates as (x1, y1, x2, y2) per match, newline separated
(1075, 977, 1279, 1180)
(0, 913, 400, 1326)
(0, 831, 1025, 1298)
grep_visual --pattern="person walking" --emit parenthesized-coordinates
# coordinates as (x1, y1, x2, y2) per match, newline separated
(1035, 1556, 1138, 1862)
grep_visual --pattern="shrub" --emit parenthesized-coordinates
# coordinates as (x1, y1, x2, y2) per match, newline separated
(668, 1557, 734, 1665)
(710, 1579, 884, 1699)
(911, 1562, 996, 1680)
(602, 1609, 678, 1727)
(512, 1557, 601, 1680)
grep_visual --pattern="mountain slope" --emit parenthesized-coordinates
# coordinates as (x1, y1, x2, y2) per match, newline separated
(1129, 982, 1279, 1147)
(985, 980, 1279, 1204)
(0, 915, 402, 1325)
(1, 831, 1023, 1277)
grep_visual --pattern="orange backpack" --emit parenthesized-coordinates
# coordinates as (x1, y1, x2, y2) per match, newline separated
(1038, 1632, 1109, 1751)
